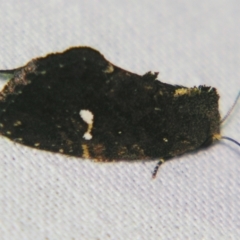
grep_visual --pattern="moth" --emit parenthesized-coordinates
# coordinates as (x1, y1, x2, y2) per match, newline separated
(0, 47, 239, 177)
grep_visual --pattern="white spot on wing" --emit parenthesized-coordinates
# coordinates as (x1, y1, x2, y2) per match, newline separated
(80, 109, 94, 140)
(80, 110, 94, 124)
(83, 132, 92, 140)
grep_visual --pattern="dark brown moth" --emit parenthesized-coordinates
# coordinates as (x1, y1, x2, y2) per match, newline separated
(0, 47, 239, 177)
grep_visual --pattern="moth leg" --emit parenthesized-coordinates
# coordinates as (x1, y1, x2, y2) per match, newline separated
(152, 159, 165, 179)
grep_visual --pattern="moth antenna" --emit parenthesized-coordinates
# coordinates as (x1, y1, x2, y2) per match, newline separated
(0, 69, 18, 81)
(0, 67, 21, 74)
(217, 91, 240, 148)
(0, 70, 14, 74)
(220, 91, 240, 124)
(221, 136, 240, 147)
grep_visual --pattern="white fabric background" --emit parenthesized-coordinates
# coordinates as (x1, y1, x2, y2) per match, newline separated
(0, 1, 240, 239)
